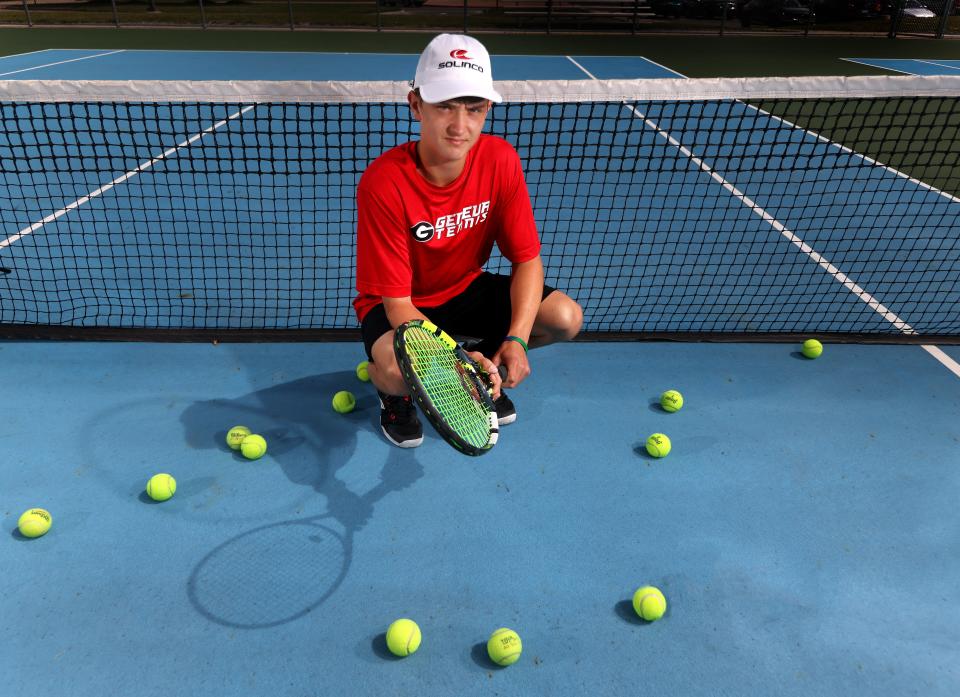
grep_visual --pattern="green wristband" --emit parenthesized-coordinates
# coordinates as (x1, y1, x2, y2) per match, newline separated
(504, 335, 529, 353)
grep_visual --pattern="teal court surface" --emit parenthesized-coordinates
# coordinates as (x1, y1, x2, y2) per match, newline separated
(843, 57, 960, 75)
(2, 47, 960, 697)
(0, 47, 683, 80)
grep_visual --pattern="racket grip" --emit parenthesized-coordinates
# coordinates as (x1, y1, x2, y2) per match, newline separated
(497, 365, 508, 381)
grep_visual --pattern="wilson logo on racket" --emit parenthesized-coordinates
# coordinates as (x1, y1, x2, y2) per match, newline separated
(409, 221, 435, 243)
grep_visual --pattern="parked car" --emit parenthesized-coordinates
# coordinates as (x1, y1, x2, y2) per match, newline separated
(650, 0, 685, 16)
(900, 0, 935, 17)
(738, 0, 815, 25)
(812, 0, 889, 20)
(681, 0, 738, 17)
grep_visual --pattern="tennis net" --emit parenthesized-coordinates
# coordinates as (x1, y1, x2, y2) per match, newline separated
(1, 76, 958, 341)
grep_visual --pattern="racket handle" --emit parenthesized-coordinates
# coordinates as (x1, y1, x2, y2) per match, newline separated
(497, 365, 508, 381)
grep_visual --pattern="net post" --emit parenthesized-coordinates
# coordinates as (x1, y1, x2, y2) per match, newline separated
(547, 0, 553, 33)
(287, 0, 295, 29)
(935, 0, 951, 38)
(888, 0, 903, 37)
(632, 0, 639, 34)
(376, 0, 382, 31)
(720, 0, 727, 36)
(110, 0, 119, 27)
(20, 0, 31, 27)
(198, 0, 207, 29)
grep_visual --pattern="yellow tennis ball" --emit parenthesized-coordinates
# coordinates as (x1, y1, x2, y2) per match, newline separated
(240, 434, 267, 460)
(645, 433, 671, 458)
(18, 508, 52, 538)
(632, 586, 667, 621)
(802, 339, 823, 359)
(146, 473, 177, 502)
(660, 390, 683, 412)
(332, 390, 356, 414)
(356, 360, 370, 382)
(385, 618, 421, 657)
(487, 627, 522, 666)
(225, 425, 251, 450)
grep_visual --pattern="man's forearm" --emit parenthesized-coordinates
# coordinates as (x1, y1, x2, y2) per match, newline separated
(508, 256, 544, 342)
(382, 296, 429, 329)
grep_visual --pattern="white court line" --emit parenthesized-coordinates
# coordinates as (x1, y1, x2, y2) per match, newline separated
(916, 59, 960, 74)
(0, 105, 255, 251)
(565, 57, 598, 79)
(633, 56, 687, 79)
(567, 55, 687, 79)
(839, 58, 916, 75)
(743, 99, 960, 206)
(0, 50, 126, 78)
(617, 100, 917, 336)
(567, 59, 960, 377)
(0, 48, 56, 63)
(922, 346, 960, 378)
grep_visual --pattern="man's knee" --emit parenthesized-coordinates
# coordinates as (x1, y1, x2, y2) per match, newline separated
(536, 292, 583, 343)
(369, 333, 406, 391)
(558, 297, 583, 340)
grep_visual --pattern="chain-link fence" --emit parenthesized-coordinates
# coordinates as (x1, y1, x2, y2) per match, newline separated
(3, 0, 958, 35)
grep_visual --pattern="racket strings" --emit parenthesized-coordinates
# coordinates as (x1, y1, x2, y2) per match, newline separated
(406, 330, 492, 448)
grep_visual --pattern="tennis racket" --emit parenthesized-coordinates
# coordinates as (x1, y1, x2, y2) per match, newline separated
(394, 319, 505, 456)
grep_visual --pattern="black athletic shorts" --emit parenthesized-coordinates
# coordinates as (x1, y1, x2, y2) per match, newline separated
(361, 272, 556, 360)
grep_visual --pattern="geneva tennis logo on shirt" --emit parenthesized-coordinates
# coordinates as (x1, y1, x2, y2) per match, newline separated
(409, 202, 490, 243)
(436, 201, 489, 240)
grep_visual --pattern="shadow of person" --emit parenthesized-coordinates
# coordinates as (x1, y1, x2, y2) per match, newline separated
(182, 370, 425, 629)
(180, 370, 371, 489)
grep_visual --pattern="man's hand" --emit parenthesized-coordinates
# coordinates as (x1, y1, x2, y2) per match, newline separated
(492, 340, 529, 389)
(466, 351, 503, 400)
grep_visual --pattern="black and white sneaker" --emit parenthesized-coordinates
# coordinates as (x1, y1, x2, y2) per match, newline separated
(494, 392, 517, 426)
(378, 392, 424, 448)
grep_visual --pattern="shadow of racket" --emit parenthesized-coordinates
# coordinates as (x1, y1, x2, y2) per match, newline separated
(187, 513, 351, 630)
(187, 448, 421, 629)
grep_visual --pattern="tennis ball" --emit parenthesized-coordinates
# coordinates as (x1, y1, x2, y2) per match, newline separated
(645, 433, 671, 458)
(487, 627, 522, 666)
(802, 339, 823, 359)
(356, 360, 370, 382)
(18, 508, 52, 538)
(660, 390, 683, 412)
(146, 473, 177, 502)
(240, 434, 267, 460)
(332, 390, 356, 414)
(632, 586, 667, 621)
(225, 425, 251, 450)
(385, 618, 421, 657)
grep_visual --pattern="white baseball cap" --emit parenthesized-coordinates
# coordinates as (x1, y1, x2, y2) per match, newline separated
(412, 34, 502, 104)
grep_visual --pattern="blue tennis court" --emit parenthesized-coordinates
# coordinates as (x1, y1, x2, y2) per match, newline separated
(843, 57, 960, 76)
(0, 48, 681, 80)
(3, 48, 960, 697)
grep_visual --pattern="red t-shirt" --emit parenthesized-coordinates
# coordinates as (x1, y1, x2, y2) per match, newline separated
(353, 134, 541, 322)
